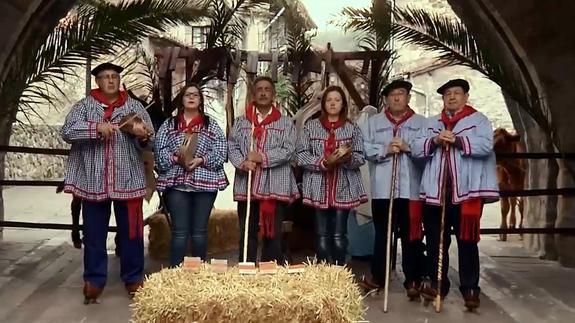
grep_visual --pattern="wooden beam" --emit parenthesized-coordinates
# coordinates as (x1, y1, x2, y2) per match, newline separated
(185, 57, 194, 86)
(164, 47, 390, 63)
(168, 47, 181, 71)
(332, 59, 366, 109)
(158, 47, 172, 77)
(369, 58, 384, 107)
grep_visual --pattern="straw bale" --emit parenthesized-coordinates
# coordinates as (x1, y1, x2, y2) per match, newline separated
(132, 263, 366, 322)
(145, 208, 239, 260)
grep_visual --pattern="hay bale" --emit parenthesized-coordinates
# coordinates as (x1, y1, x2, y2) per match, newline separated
(146, 208, 239, 260)
(132, 263, 366, 323)
(145, 210, 171, 260)
(207, 208, 239, 254)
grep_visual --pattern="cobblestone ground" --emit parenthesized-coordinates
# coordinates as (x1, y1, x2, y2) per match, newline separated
(1, 187, 574, 322)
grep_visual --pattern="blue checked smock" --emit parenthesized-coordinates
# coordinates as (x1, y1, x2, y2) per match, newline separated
(60, 96, 155, 201)
(411, 110, 499, 205)
(362, 112, 426, 200)
(228, 115, 299, 202)
(154, 117, 229, 192)
(297, 118, 367, 209)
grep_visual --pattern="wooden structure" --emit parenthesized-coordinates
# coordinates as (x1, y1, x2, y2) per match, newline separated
(152, 43, 390, 133)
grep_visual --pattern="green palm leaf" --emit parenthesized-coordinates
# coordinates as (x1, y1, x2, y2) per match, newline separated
(339, 0, 393, 108)
(392, 7, 549, 131)
(340, 0, 391, 51)
(1, 0, 205, 120)
(204, 0, 267, 49)
(278, 0, 317, 113)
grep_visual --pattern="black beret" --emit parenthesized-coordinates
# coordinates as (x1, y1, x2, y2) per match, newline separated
(382, 80, 413, 96)
(436, 78, 470, 95)
(91, 62, 124, 76)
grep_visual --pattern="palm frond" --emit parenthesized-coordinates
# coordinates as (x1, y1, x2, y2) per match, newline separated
(1, 0, 205, 121)
(391, 6, 549, 131)
(340, 0, 392, 51)
(278, 0, 317, 114)
(338, 0, 393, 107)
(204, 0, 267, 49)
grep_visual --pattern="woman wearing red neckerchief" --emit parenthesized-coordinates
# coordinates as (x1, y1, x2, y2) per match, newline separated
(154, 84, 228, 267)
(297, 86, 367, 266)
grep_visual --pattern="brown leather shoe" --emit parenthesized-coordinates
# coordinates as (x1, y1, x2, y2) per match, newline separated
(463, 290, 480, 310)
(420, 281, 445, 300)
(405, 281, 421, 300)
(125, 281, 143, 298)
(83, 281, 103, 304)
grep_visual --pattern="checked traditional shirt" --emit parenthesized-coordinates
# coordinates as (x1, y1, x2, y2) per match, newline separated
(297, 118, 367, 209)
(60, 94, 155, 201)
(154, 116, 228, 192)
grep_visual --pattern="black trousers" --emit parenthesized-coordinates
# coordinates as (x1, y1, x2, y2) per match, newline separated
(237, 201, 286, 264)
(314, 208, 350, 266)
(424, 198, 481, 296)
(371, 198, 427, 288)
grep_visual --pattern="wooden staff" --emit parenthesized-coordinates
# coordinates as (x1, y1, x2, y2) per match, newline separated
(242, 117, 256, 263)
(435, 145, 450, 313)
(383, 154, 399, 313)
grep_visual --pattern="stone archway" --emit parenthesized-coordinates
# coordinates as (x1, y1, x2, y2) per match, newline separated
(448, 0, 575, 267)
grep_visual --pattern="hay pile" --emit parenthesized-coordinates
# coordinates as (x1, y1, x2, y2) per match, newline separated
(145, 208, 239, 260)
(132, 263, 366, 322)
(207, 209, 239, 254)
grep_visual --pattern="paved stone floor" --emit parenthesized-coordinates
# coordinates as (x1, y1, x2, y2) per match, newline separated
(1, 187, 574, 322)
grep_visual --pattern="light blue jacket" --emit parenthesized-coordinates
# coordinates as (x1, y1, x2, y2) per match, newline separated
(411, 110, 499, 205)
(362, 112, 426, 200)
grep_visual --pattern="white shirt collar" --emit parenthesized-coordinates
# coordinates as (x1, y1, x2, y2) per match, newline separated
(256, 107, 273, 122)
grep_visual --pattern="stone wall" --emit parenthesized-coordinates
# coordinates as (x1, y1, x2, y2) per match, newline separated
(5, 125, 69, 180)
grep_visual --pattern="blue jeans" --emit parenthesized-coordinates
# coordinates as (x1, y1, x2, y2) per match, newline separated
(82, 200, 144, 288)
(314, 208, 350, 266)
(165, 189, 217, 266)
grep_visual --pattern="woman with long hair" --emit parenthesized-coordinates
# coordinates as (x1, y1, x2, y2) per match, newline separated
(154, 84, 228, 266)
(296, 85, 367, 265)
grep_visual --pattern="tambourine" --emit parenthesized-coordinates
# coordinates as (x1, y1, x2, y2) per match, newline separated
(118, 112, 152, 138)
(178, 132, 199, 167)
(324, 143, 352, 168)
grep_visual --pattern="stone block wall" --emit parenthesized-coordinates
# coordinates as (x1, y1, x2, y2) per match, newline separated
(5, 125, 69, 180)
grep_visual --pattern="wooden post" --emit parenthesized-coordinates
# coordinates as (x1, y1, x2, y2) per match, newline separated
(85, 56, 91, 96)
(332, 60, 366, 109)
(369, 58, 384, 107)
(225, 50, 242, 136)
(185, 56, 194, 85)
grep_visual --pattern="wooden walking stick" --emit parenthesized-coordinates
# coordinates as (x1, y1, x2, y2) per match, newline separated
(383, 154, 399, 313)
(242, 117, 257, 264)
(435, 145, 450, 313)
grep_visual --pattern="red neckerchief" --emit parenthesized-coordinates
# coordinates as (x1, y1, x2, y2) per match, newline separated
(440, 105, 476, 130)
(126, 198, 143, 240)
(177, 113, 204, 133)
(90, 89, 128, 121)
(384, 106, 415, 135)
(460, 199, 483, 243)
(440, 105, 482, 242)
(245, 102, 282, 141)
(319, 116, 347, 156)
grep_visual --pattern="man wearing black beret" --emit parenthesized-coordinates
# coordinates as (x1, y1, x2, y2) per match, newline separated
(60, 62, 154, 303)
(412, 78, 499, 310)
